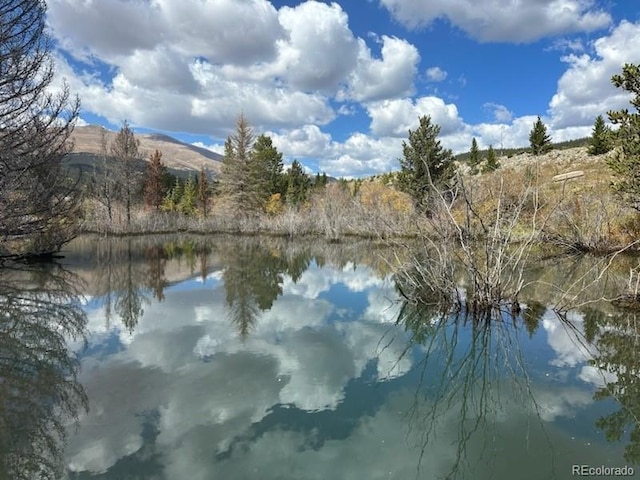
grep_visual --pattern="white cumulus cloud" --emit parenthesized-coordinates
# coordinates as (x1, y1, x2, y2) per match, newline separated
(378, 0, 612, 42)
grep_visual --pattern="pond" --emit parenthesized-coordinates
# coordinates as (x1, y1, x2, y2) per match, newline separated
(2, 235, 639, 479)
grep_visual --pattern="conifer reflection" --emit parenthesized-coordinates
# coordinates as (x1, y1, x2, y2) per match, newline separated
(586, 307, 640, 463)
(220, 240, 312, 339)
(0, 262, 88, 480)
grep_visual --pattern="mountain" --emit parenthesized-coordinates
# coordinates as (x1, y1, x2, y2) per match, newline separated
(68, 125, 223, 175)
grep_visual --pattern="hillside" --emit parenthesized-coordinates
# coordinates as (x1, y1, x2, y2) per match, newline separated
(68, 125, 223, 175)
(453, 137, 590, 163)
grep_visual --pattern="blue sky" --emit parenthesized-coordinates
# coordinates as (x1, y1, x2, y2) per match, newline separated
(47, 0, 640, 177)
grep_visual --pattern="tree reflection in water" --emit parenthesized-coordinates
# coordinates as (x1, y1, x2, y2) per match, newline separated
(91, 236, 316, 339)
(394, 273, 550, 479)
(220, 240, 312, 339)
(581, 306, 640, 463)
(0, 262, 88, 480)
(94, 238, 154, 333)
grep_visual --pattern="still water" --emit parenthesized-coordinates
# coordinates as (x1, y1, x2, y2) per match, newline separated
(2, 235, 640, 479)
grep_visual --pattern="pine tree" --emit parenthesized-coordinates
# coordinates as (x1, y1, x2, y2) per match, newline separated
(482, 145, 500, 173)
(313, 172, 329, 189)
(252, 134, 284, 197)
(607, 63, 640, 211)
(162, 177, 183, 212)
(529, 116, 552, 156)
(589, 114, 613, 155)
(285, 160, 311, 206)
(144, 150, 167, 211)
(396, 115, 454, 211)
(320, 172, 328, 188)
(219, 114, 264, 213)
(468, 137, 480, 175)
(179, 176, 197, 215)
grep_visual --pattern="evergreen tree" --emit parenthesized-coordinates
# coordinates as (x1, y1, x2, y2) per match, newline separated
(529, 116, 552, 156)
(252, 134, 284, 196)
(589, 114, 613, 155)
(162, 177, 183, 212)
(396, 115, 454, 211)
(607, 63, 640, 211)
(285, 160, 311, 206)
(219, 114, 263, 213)
(179, 176, 197, 215)
(313, 172, 329, 189)
(468, 137, 480, 175)
(144, 150, 167, 211)
(320, 172, 328, 187)
(482, 145, 500, 173)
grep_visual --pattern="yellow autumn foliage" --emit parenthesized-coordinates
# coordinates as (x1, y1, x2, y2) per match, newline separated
(358, 181, 413, 214)
(265, 193, 284, 215)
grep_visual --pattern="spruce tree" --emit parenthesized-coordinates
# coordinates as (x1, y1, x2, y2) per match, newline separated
(607, 63, 640, 211)
(482, 145, 500, 173)
(589, 114, 613, 155)
(219, 114, 263, 213)
(529, 116, 552, 156)
(162, 178, 183, 212)
(285, 160, 311, 206)
(179, 176, 197, 215)
(468, 137, 480, 175)
(252, 134, 284, 196)
(397, 115, 454, 211)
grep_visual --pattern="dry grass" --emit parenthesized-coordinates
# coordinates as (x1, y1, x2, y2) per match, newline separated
(454, 146, 638, 252)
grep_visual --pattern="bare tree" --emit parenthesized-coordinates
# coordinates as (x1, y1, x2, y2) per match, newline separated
(111, 121, 141, 226)
(0, 0, 81, 258)
(197, 163, 209, 218)
(90, 127, 118, 222)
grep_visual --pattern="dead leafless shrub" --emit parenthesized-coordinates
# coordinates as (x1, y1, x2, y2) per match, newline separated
(395, 169, 553, 317)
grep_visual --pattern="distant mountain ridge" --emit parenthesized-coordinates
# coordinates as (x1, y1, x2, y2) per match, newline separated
(68, 125, 223, 174)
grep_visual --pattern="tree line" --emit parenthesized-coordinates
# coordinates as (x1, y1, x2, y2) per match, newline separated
(86, 113, 330, 225)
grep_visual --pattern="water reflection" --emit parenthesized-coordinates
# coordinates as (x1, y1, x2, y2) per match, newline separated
(581, 306, 640, 463)
(220, 240, 312, 338)
(0, 262, 88, 479)
(394, 280, 550, 478)
(60, 236, 640, 479)
(89, 236, 320, 339)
